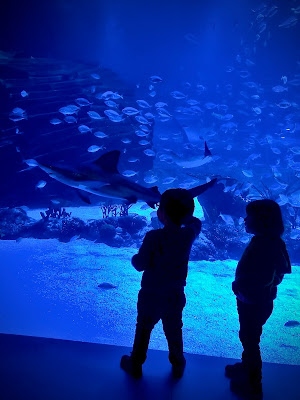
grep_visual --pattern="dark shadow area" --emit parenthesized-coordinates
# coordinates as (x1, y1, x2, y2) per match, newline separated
(0, 333, 299, 400)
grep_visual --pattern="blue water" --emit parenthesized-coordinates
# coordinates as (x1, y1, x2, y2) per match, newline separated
(0, 0, 299, 364)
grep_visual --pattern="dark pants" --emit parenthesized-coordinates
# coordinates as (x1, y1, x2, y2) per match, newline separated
(131, 288, 186, 366)
(237, 299, 273, 383)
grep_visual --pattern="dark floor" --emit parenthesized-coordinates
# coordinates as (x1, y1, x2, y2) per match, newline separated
(0, 333, 299, 400)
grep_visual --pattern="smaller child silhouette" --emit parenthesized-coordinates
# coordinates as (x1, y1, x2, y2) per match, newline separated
(121, 189, 201, 378)
(225, 199, 291, 397)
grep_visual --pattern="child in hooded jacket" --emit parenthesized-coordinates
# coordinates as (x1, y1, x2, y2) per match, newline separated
(225, 199, 291, 397)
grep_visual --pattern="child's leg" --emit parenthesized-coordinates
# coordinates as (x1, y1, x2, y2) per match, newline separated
(131, 289, 160, 364)
(237, 299, 273, 382)
(161, 290, 186, 366)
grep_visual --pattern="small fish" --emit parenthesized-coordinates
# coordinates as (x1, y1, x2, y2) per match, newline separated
(91, 73, 101, 79)
(75, 98, 92, 106)
(104, 109, 123, 122)
(104, 100, 119, 108)
(139, 125, 151, 133)
(139, 140, 150, 146)
(276, 100, 291, 109)
(100, 91, 123, 100)
(144, 149, 156, 157)
(94, 131, 108, 138)
(144, 112, 155, 119)
(279, 16, 298, 28)
(186, 99, 199, 106)
(50, 118, 63, 125)
(9, 114, 26, 122)
(88, 145, 103, 153)
(284, 320, 300, 327)
(36, 180, 47, 189)
(136, 100, 151, 108)
(21, 90, 28, 97)
(121, 138, 131, 144)
(271, 147, 281, 154)
(239, 70, 251, 78)
(51, 199, 61, 205)
(122, 170, 138, 177)
(135, 130, 149, 137)
(144, 175, 158, 184)
(290, 146, 300, 155)
(11, 107, 26, 116)
(122, 107, 140, 115)
(252, 107, 262, 114)
(155, 102, 168, 108)
(278, 194, 289, 205)
(156, 108, 172, 118)
(204, 102, 218, 109)
(24, 159, 38, 167)
(78, 125, 92, 133)
(272, 85, 288, 93)
(59, 105, 79, 115)
(150, 75, 162, 83)
(162, 177, 176, 184)
(64, 116, 77, 124)
(98, 282, 117, 289)
(128, 157, 139, 163)
(87, 111, 103, 120)
(135, 115, 150, 124)
(149, 91, 156, 97)
(171, 91, 186, 99)
(219, 213, 235, 226)
(242, 170, 253, 178)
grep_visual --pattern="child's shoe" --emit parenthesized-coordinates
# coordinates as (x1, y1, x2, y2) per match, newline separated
(172, 358, 186, 379)
(230, 375, 263, 399)
(120, 355, 142, 379)
(225, 362, 246, 378)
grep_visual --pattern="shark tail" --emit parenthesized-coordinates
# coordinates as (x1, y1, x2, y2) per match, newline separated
(188, 178, 218, 198)
(146, 186, 161, 209)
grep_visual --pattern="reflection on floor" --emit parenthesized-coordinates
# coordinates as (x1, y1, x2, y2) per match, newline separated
(0, 333, 299, 400)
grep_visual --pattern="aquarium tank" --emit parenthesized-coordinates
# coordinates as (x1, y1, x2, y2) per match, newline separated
(0, 0, 299, 366)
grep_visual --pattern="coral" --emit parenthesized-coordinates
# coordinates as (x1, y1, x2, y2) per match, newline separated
(117, 214, 147, 235)
(100, 203, 133, 218)
(40, 207, 72, 221)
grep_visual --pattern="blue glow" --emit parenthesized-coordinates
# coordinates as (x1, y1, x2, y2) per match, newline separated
(0, 0, 299, 366)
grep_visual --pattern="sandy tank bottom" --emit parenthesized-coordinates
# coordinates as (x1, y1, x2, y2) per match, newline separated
(0, 236, 299, 366)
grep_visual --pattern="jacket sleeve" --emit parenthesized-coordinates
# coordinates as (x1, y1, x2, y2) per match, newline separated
(183, 216, 202, 240)
(131, 231, 155, 272)
(232, 239, 277, 303)
(233, 237, 292, 303)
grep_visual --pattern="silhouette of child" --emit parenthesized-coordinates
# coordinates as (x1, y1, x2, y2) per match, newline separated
(121, 189, 201, 378)
(225, 199, 291, 397)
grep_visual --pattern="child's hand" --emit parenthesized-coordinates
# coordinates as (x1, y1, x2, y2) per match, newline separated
(181, 215, 198, 225)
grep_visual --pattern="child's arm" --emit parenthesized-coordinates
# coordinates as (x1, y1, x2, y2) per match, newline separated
(182, 216, 202, 239)
(131, 231, 155, 272)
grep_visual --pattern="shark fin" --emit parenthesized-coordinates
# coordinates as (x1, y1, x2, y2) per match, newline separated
(125, 196, 138, 205)
(188, 178, 218, 198)
(76, 189, 91, 204)
(146, 201, 157, 209)
(93, 150, 120, 174)
(204, 141, 212, 157)
(146, 186, 161, 209)
(150, 186, 161, 195)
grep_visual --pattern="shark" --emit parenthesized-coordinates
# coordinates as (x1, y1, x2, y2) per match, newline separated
(25, 150, 217, 208)
(171, 141, 219, 168)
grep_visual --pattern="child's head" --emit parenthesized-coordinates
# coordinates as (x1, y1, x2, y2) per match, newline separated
(158, 188, 195, 226)
(245, 199, 284, 237)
